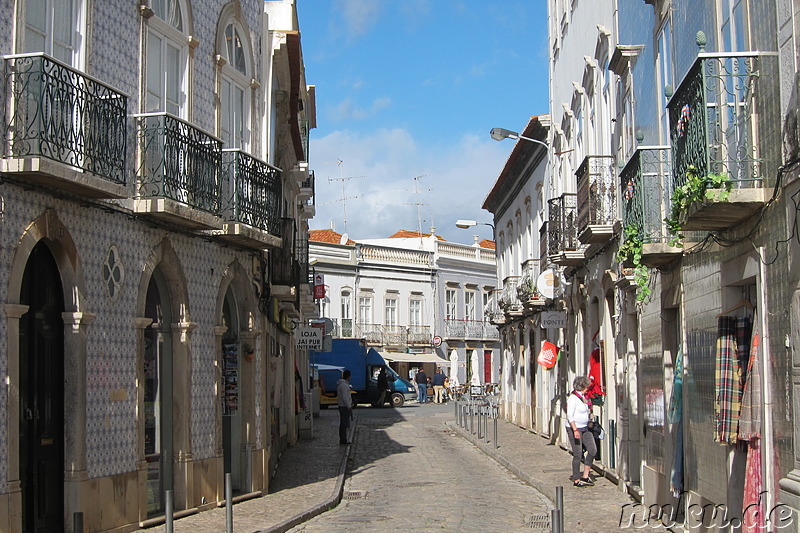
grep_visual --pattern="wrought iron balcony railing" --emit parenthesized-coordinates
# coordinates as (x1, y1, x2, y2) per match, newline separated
(484, 289, 506, 324)
(518, 258, 542, 302)
(136, 113, 222, 214)
(355, 323, 383, 344)
(620, 147, 673, 244)
(547, 193, 579, 255)
(576, 155, 617, 243)
(382, 325, 406, 346)
(271, 218, 301, 286)
(220, 149, 282, 236)
(539, 222, 549, 266)
(4, 53, 127, 184)
(407, 325, 431, 345)
(668, 51, 780, 191)
(499, 276, 522, 313)
(444, 318, 466, 338)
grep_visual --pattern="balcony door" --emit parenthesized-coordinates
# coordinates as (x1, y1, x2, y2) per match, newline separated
(145, 0, 188, 117)
(23, 0, 82, 66)
(218, 22, 251, 151)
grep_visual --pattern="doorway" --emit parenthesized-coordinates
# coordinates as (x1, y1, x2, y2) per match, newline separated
(19, 241, 65, 533)
(143, 271, 174, 517)
(221, 290, 243, 493)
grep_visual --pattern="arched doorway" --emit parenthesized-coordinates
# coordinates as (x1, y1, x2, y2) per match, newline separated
(143, 270, 174, 517)
(221, 289, 243, 493)
(19, 241, 65, 532)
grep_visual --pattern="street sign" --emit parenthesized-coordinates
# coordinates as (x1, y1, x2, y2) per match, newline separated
(433, 335, 442, 347)
(296, 326, 323, 351)
(313, 273, 325, 299)
(540, 311, 567, 329)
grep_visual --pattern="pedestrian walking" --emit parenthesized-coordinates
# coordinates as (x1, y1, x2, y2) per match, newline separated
(432, 367, 446, 403)
(415, 368, 428, 403)
(337, 370, 353, 444)
(567, 375, 596, 487)
(376, 366, 390, 406)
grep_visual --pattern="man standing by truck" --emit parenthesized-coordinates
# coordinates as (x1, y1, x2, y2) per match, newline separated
(337, 370, 353, 444)
(415, 368, 429, 404)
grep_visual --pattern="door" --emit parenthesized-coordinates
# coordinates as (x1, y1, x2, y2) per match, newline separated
(20, 241, 65, 533)
(483, 350, 492, 383)
(144, 273, 173, 517)
(221, 291, 242, 493)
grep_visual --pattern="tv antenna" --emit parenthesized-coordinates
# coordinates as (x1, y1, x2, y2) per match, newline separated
(402, 175, 433, 243)
(322, 159, 366, 235)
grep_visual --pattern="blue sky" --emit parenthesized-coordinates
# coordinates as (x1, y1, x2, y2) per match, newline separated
(298, 0, 549, 244)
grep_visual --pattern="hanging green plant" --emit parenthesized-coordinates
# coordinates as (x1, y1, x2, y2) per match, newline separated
(617, 224, 651, 302)
(664, 166, 732, 245)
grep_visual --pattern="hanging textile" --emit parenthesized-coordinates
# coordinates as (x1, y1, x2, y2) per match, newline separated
(669, 349, 684, 496)
(739, 312, 761, 441)
(586, 330, 606, 404)
(714, 316, 750, 445)
(742, 438, 766, 532)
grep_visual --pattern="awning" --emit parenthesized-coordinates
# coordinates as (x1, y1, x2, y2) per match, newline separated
(379, 351, 448, 364)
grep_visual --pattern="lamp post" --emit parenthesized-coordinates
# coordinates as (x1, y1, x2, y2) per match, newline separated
(455, 220, 496, 246)
(490, 127, 549, 151)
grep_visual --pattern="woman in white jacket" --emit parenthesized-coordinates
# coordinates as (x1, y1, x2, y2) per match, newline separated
(567, 375, 596, 487)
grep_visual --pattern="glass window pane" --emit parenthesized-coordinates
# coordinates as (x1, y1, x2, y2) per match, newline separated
(220, 79, 231, 144)
(146, 33, 163, 112)
(234, 86, 245, 147)
(26, 0, 47, 33)
(165, 43, 181, 115)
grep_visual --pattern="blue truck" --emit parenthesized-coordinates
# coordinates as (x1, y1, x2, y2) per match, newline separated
(312, 338, 417, 408)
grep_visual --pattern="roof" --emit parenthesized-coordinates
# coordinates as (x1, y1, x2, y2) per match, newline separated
(389, 229, 445, 241)
(479, 239, 496, 250)
(308, 229, 354, 245)
(482, 114, 550, 213)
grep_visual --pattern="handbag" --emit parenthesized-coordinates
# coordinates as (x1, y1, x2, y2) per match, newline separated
(588, 419, 605, 439)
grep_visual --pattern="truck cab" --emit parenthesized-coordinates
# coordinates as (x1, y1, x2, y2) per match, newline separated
(369, 364, 417, 407)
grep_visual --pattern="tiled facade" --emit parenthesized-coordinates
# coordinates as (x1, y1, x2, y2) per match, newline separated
(0, 1, 316, 531)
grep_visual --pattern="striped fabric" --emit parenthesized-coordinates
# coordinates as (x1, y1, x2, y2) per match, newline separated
(739, 313, 761, 441)
(714, 316, 751, 445)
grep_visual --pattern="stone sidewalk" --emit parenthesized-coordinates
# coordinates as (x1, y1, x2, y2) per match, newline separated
(448, 411, 642, 532)
(135, 408, 352, 533)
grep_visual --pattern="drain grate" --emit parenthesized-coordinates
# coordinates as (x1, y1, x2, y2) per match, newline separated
(526, 513, 551, 530)
(343, 490, 367, 500)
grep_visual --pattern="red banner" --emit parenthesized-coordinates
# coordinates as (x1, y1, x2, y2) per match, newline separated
(537, 341, 559, 369)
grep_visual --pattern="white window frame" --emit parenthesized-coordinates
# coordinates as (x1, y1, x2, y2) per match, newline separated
(22, 0, 84, 67)
(465, 290, 476, 321)
(409, 299, 422, 327)
(445, 288, 457, 320)
(144, 0, 189, 117)
(384, 298, 397, 327)
(218, 19, 252, 149)
(358, 296, 372, 325)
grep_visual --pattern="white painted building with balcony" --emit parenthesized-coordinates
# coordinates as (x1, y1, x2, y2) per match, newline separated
(309, 230, 498, 384)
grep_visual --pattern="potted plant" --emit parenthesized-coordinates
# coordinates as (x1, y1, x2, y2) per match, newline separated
(617, 224, 651, 302)
(664, 166, 732, 244)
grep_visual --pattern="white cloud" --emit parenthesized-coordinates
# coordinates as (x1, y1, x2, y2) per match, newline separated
(329, 97, 392, 121)
(309, 128, 507, 243)
(333, 0, 383, 40)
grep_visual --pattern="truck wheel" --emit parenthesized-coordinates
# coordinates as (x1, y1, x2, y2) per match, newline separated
(390, 393, 405, 408)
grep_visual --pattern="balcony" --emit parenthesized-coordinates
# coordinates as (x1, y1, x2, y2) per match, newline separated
(548, 193, 584, 265)
(443, 319, 466, 339)
(667, 51, 779, 231)
(271, 218, 302, 302)
(620, 147, 683, 267)
(383, 325, 406, 346)
(407, 325, 431, 345)
(209, 149, 283, 249)
(499, 276, 523, 317)
(576, 155, 619, 244)
(518, 258, 545, 308)
(484, 289, 507, 325)
(355, 323, 382, 345)
(444, 319, 497, 340)
(134, 113, 223, 230)
(299, 170, 316, 218)
(2, 53, 128, 198)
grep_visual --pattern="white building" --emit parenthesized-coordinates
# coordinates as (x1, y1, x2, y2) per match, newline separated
(309, 229, 498, 384)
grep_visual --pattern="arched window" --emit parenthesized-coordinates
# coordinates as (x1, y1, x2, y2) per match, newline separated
(145, 0, 189, 116)
(22, 0, 83, 66)
(217, 20, 252, 149)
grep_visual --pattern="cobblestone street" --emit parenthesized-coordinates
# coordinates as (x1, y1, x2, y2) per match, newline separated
(289, 403, 551, 533)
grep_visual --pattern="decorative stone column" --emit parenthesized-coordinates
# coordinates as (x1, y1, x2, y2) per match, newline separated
(4, 304, 28, 533)
(133, 317, 153, 523)
(171, 320, 196, 509)
(62, 311, 95, 523)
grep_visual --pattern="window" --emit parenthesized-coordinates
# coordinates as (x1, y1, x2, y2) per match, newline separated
(445, 289, 457, 320)
(482, 291, 490, 318)
(465, 291, 476, 321)
(341, 290, 352, 337)
(145, 0, 188, 116)
(358, 296, 372, 325)
(384, 298, 397, 327)
(23, 0, 81, 65)
(409, 299, 422, 326)
(218, 21, 251, 149)
(657, 21, 674, 144)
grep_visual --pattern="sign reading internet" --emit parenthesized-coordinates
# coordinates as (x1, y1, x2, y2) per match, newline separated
(296, 326, 323, 351)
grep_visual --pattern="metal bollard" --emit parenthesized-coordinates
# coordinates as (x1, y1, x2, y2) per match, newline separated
(555, 485, 564, 533)
(73, 512, 84, 533)
(165, 489, 174, 533)
(494, 416, 498, 449)
(551, 507, 562, 533)
(226, 472, 233, 533)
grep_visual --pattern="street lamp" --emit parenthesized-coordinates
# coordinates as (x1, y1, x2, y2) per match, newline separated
(455, 219, 495, 231)
(490, 127, 549, 151)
